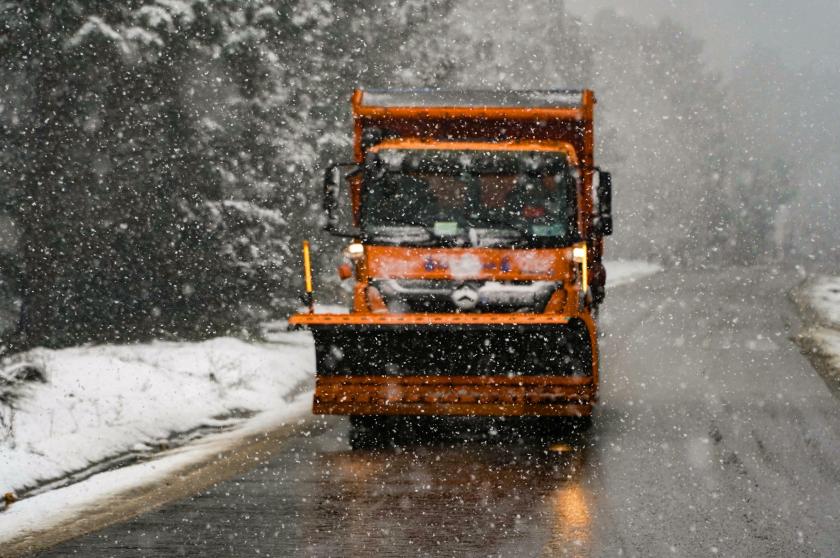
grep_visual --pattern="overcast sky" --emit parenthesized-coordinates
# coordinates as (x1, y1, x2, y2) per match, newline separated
(565, 0, 840, 75)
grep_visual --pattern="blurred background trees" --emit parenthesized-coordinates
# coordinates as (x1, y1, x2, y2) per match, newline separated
(0, 0, 836, 349)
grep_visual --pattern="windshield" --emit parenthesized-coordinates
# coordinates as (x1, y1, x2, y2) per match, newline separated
(361, 149, 578, 247)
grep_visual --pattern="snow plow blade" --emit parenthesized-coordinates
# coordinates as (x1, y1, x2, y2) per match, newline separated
(288, 313, 596, 417)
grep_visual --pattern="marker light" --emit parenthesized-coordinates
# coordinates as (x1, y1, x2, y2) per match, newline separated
(572, 243, 588, 294)
(302, 240, 314, 313)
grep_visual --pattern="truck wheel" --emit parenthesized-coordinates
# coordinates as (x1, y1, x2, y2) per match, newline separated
(349, 415, 388, 449)
(538, 415, 593, 440)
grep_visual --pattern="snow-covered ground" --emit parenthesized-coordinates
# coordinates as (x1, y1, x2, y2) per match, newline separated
(605, 259, 663, 288)
(810, 328, 840, 369)
(805, 275, 840, 329)
(0, 335, 314, 500)
(0, 394, 312, 548)
(796, 274, 840, 389)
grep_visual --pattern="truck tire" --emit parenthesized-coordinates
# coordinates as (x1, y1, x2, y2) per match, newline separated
(537, 415, 592, 440)
(349, 415, 388, 449)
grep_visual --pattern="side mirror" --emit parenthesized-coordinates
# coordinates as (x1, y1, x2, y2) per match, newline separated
(595, 170, 613, 236)
(323, 162, 362, 237)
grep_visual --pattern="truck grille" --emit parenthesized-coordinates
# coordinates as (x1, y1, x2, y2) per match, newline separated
(372, 279, 559, 314)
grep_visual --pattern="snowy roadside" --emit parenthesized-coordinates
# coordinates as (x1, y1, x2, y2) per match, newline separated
(800, 275, 840, 329)
(0, 394, 313, 553)
(0, 260, 657, 496)
(793, 275, 840, 395)
(0, 334, 315, 504)
(605, 259, 662, 288)
(0, 258, 659, 549)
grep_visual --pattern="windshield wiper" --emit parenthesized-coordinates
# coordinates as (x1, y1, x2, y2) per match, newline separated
(467, 217, 530, 239)
(364, 224, 447, 245)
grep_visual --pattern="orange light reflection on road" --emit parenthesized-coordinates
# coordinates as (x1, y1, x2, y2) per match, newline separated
(543, 482, 592, 557)
(549, 443, 574, 453)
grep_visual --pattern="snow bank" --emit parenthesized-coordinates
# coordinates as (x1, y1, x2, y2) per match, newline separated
(605, 259, 663, 288)
(796, 274, 840, 392)
(0, 335, 314, 497)
(804, 275, 840, 329)
(0, 394, 312, 549)
(810, 328, 840, 370)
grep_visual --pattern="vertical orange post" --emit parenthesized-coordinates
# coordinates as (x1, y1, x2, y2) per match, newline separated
(302, 240, 314, 314)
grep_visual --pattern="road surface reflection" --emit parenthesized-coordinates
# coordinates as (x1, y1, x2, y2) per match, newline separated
(299, 419, 593, 557)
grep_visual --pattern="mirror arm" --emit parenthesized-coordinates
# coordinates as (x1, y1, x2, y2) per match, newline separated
(328, 231, 358, 239)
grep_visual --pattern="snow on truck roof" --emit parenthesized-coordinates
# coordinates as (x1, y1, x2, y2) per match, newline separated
(359, 89, 586, 109)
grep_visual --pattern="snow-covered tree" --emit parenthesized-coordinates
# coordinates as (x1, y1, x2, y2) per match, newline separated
(0, 0, 464, 349)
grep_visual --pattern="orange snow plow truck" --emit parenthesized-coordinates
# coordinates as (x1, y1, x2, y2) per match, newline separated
(289, 89, 612, 423)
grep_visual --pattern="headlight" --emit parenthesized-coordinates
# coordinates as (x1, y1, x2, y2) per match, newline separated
(344, 242, 364, 260)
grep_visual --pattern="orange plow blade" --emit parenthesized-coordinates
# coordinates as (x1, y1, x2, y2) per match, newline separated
(313, 375, 594, 417)
(289, 312, 595, 417)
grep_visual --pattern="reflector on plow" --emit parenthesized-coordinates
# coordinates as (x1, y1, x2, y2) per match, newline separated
(289, 312, 573, 326)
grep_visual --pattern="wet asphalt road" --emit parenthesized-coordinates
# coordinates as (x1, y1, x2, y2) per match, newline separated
(40, 267, 840, 557)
